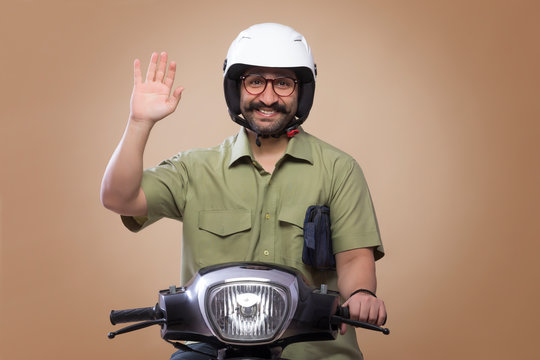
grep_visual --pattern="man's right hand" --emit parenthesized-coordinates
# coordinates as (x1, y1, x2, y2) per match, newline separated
(130, 52, 184, 124)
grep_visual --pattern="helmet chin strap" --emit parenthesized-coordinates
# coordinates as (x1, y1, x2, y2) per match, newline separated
(228, 110, 304, 147)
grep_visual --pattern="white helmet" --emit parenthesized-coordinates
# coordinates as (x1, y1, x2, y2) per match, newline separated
(223, 23, 317, 137)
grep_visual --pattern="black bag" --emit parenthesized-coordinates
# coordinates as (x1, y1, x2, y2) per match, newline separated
(302, 205, 336, 270)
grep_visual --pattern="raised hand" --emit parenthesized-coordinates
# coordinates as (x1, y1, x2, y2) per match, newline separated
(129, 52, 184, 124)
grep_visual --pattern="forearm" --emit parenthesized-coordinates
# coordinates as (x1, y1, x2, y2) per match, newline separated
(336, 247, 377, 299)
(336, 247, 386, 330)
(100, 118, 153, 215)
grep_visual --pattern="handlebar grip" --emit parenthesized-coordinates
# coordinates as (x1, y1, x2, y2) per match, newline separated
(338, 305, 387, 325)
(110, 306, 160, 325)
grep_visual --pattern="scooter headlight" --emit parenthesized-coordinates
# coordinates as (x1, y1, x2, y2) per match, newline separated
(205, 281, 290, 343)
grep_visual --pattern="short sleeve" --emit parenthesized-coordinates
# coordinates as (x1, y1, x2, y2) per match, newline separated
(329, 158, 384, 260)
(121, 156, 187, 232)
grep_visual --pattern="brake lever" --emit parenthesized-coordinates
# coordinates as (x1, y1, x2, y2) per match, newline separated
(108, 319, 166, 339)
(331, 315, 390, 335)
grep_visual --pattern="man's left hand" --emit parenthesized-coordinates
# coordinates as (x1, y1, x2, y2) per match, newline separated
(340, 291, 386, 335)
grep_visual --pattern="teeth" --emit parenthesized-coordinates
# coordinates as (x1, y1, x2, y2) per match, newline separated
(259, 109, 275, 115)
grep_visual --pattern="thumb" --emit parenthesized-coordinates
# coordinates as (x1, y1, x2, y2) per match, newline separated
(169, 86, 184, 108)
(340, 323, 348, 335)
(339, 298, 351, 335)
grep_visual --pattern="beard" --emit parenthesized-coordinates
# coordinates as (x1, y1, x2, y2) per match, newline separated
(241, 101, 296, 136)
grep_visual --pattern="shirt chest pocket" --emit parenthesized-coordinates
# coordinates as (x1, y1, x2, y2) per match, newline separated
(198, 209, 252, 236)
(196, 209, 252, 267)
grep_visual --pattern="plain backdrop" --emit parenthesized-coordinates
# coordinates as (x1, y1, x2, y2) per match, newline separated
(1, 0, 539, 359)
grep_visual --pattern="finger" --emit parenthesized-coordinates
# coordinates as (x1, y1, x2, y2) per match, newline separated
(344, 299, 359, 320)
(156, 51, 168, 82)
(367, 302, 380, 324)
(378, 302, 387, 326)
(358, 299, 370, 323)
(145, 52, 158, 82)
(164, 61, 177, 89)
(133, 58, 142, 86)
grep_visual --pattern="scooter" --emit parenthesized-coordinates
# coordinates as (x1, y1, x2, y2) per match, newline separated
(107, 262, 389, 359)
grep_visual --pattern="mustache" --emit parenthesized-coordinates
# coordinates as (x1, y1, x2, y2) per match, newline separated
(246, 101, 287, 113)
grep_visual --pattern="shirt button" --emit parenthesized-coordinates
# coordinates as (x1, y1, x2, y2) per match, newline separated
(263, 250, 270, 256)
(265, 213, 270, 220)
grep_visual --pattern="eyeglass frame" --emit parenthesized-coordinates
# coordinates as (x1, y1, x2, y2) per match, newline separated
(240, 74, 299, 97)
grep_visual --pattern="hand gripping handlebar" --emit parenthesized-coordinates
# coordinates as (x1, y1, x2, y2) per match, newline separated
(332, 306, 390, 335)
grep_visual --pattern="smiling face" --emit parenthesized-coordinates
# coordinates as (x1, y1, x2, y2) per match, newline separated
(239, 67, 299, 136)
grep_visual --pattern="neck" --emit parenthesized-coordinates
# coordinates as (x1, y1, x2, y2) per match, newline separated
(247, 130, 289, 152)
(246, 130, 289, 173)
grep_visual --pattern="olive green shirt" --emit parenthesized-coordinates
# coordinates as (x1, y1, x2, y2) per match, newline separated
(122, 128, 383, 359)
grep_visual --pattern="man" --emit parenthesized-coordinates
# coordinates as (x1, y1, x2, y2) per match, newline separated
(101, 23, 386, 359)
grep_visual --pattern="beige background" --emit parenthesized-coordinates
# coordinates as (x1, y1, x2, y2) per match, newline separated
(1, 0, 539, 359)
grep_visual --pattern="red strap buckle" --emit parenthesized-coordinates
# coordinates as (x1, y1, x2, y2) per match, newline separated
(287, 129, 299, 138)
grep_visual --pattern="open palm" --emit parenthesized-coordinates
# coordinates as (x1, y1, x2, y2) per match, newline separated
(130, 52, 183, 123)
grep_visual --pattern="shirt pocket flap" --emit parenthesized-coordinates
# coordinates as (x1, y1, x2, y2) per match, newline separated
(198, 209, 252, 237)
(278, 206, 305, 229)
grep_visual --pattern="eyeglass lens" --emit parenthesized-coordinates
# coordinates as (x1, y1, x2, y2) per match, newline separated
(243, 75, 296, 97)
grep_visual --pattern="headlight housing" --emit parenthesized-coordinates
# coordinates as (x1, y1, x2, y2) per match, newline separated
(196, 264, 299, 345)
(206, 281, 290, 343)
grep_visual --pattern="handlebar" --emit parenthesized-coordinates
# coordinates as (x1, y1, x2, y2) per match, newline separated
(333, 306, 390, 335)
(108, 304, 165, 339)
(110, 305, 162, 325)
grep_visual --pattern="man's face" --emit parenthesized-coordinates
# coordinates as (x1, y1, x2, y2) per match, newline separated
(239, 67, 299, 136)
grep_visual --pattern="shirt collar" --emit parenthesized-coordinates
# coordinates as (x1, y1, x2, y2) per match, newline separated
(229, 128, 253, 167)
(229, 127, 313, 167)
(284, 127, 313, 164)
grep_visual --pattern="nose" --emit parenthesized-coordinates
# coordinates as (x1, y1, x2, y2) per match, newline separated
(258, 80, 280, 105)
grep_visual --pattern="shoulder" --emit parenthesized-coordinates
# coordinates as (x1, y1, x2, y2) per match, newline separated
(164, 134, 237, 166)
(301, 131, 360, 169)
(297, 131, 370, 193)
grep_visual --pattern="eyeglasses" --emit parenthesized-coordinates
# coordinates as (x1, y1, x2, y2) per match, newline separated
(240, 74, 298, 97)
